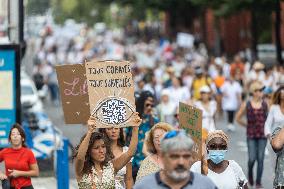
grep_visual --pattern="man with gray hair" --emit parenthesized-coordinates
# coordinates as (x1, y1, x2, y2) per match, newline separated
(133, 130, 217, 189)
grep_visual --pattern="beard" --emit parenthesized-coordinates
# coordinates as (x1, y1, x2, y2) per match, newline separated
(166, 167, 189, 182)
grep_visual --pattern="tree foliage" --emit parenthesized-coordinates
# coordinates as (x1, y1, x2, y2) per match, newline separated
(26, 0, 50, 15)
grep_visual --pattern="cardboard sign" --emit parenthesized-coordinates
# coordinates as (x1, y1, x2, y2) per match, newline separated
(177, 32, 194, 48)
(56, 64, 90, 124)
(85, 60, 136, 128)
(179, 102, 202, 162)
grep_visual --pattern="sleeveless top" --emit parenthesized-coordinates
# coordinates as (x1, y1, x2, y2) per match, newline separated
(78, 162, 115, 189)
(246, 101, 268, 139)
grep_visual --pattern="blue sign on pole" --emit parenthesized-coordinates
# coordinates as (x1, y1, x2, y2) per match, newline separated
(0, 45, 20, 148)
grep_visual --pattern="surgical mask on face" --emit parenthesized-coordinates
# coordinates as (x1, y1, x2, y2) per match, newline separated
(208, 150, 227, 164)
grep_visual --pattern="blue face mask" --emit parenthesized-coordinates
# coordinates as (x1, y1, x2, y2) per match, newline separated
(208, 150, 227, 164)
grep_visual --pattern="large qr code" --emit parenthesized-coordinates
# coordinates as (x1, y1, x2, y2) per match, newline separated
(101, 99, 127, 124)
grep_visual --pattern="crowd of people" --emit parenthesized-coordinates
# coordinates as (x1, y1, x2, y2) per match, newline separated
(1, 23, 283, 188)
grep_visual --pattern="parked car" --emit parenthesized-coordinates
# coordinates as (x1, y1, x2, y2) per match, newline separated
(257, 44, 284, 64)
(21, 78, 43, 112)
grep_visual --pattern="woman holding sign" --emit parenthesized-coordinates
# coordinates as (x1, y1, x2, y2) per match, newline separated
(74, 113, 142, 189)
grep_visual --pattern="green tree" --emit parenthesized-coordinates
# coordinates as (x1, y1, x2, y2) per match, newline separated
(26, 0, 50, 15)
(51, 0, 108, 25)
(98, 0, 201, 37)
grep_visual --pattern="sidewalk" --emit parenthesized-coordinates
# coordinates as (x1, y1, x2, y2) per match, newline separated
(31, 177, 78, 189)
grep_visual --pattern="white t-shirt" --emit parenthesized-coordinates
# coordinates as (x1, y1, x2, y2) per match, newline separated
(246, 70, 265, 84)
(157, 101, 177, 125)
(264, 105, 284, 136)
(190, 160, 248, 189)
(220, 81, 242, 111)
(168, 86, 191, 108)
(194, 100, 217, 132)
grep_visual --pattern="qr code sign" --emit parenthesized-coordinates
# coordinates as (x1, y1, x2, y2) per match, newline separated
(101, 99, 127, 124)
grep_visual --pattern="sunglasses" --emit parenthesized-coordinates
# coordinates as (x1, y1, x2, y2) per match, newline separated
(145, 103, 154, 108)
(208, 144, 227, 150)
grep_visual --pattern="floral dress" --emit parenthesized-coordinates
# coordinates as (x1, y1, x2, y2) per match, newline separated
(78, 162, 115, 189)
(272, 127, 284, 188)
(136, 155, 161, 181)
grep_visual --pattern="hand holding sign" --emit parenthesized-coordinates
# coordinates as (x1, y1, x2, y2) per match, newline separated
(128, 112, 142, 127)
(87, 116, 97, 134)
(179, 102, 202, 162)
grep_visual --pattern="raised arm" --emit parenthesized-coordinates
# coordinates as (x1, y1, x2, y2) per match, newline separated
(113, 113, 142, 173)
(125, 162, 133, 189)
(75, 117, 96, 179)
(236, 101, 247, 127)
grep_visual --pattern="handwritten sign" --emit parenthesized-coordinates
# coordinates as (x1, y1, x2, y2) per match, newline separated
(179, 102, 202, 162)
(85, 60, 136, 128)
(56, 64, 90, 124)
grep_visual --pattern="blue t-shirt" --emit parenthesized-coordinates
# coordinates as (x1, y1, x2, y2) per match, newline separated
(133, 171, 218, 189)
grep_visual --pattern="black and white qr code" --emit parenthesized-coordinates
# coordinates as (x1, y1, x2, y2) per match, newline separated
(101, 99, 127, 124)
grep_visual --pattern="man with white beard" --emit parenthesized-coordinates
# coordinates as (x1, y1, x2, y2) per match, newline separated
(133, 130, 217, 189)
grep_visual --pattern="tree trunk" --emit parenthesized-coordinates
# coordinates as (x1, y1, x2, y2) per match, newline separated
(251, 10, 258, 62)
(214, 17, 222, 56)
(275, 0, 283, 65)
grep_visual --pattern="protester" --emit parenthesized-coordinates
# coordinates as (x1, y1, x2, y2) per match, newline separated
(213, 67, 225, 116)
(156, 89, 177, 125)
(220, 76, 242, 131)
(167, 76, 191, 107)
(136, 122, 174, 180)
(99, 127, 133, 189)
(236, 81, 268, 188)
(125, 91, 159, 180)
(194, 85, 217, 132)
(74, 113, 142, 189)
(0, 123, 39, 189)
(230, 55, 245, 86)
(133, 130, 218, 189)
(246, 61, 265, 86)
(265, 86, 284, 138)
(191, 130, 248, 189)
(269, 88, 284, 188)
(191, 67, 212, 100)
